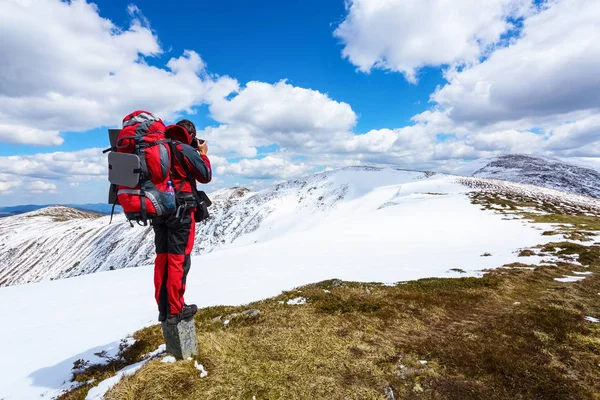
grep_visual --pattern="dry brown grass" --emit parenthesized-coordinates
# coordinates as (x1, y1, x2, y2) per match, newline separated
(93, 255, 600, 400)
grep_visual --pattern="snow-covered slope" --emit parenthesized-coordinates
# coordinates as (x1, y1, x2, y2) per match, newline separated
(2, 160, 599, 288)
(459, 154, 600, 198)
(0, 168, 426, 287)
(0, 188, 255, 287)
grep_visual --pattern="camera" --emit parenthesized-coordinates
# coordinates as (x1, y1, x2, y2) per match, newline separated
(190, 137, 205, 148)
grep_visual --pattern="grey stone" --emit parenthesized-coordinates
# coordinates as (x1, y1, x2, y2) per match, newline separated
(225, 309, 260, 322)
(331, 279, 344, 287)
(161, 318, 198, 360)
(241, 309, 260, 318)
(224, 313, 239, 321)
(385, 387, 395, 400)
(211, 316, 222, 324)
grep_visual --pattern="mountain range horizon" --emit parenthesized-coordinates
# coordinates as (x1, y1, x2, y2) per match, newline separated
(2, 153, 599, 217)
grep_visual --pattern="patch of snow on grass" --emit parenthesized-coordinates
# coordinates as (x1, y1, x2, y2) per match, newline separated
(85, 344, 166, 399)
(554, 276, 586, 283)
(194, 361, 208, 378)
(572, 271, 592, 275)
(86, 361, 145, 400)
(287, 297, 307, 305)
(585, 316, 599, 323)
(502, 266, 536, 270)
(161, 356, 176, 363)
(145, 344, 166, 359)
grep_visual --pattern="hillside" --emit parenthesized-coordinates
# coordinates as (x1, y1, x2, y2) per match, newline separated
(1, 168, 443, 286)
(459, 154, 600, 198)
(2, 159, 600, 288)
(1, 167, 600, 398)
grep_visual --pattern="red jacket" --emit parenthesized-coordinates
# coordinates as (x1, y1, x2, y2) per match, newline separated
(165, 125, 211, 194)
(171, 143, 211, 193)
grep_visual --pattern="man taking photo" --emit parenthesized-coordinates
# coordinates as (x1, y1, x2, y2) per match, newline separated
(153, 119, 211, 324)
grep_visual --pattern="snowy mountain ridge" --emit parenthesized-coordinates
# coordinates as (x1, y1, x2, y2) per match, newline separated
(0, 167, 383, 287)
(1, 159, 599, 287)
(459, 154, 600, 198)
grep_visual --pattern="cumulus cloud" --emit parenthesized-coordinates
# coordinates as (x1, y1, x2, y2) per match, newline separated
(210, 80, 356, 134)
(203, 80, 357, 157)
(335, 0, 531, 82)
(217, 156, 312, 180)
(28, 181, 58, 194)
(0, 175, 57, 195)
(0, 148, 106, 180)
(432, 0, 600, 126)
(546, 116, 600, 154)
(0, 181, 19, 195)
(0, 0, 235, 145)
(0, 124, 63, 147)
(333, 0, 600, 168)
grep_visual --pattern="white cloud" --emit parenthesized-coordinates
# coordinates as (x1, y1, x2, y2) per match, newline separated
(210, 80, 356, 134)
(432, 0, 600, 125)
(332, 0, 600, 168)
(0, 176, 57, 195)
(218, 156, 312, 180)
(200, 124, 259, 158)
(28, 181, 58, 194)
(335, 0, 531, 82)
(466, 129, 545, 153)
(202, 80, 357, 157)
(546, 115, 600, 154)
(0, 0, 235, 145)
(0, 124, 63, 147)
(0, 148, 106, 180)
(199, 80, 358, 161)
(0, 181, 18, 195)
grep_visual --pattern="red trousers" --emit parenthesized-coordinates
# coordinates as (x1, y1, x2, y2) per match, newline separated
(153, 210, 196, 315)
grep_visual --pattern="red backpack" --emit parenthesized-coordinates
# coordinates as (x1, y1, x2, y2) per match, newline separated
(107, 110, 176, 225)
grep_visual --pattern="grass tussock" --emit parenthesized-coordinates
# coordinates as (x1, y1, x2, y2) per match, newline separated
(63, 193, 600, 400)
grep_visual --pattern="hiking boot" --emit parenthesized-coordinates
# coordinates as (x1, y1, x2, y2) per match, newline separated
(158, 311, 167, 322)
(182, 303, 198, 319)
(166, 304, 198, 325)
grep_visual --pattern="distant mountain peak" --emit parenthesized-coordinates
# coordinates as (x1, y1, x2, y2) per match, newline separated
(21, 205, 102, 221)
(461, 154, 600, 198)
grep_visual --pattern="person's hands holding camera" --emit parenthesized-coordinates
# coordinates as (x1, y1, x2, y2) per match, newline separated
(196, 139, 208, 155)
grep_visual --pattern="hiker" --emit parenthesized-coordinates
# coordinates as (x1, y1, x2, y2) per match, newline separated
(153, 119, 212, 324)
(107, 112, 211, 324)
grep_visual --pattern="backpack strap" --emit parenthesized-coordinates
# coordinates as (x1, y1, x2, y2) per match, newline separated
(169, 142, 203, 222)
(134, 134, 149, 226)
(109, 184, 118, 224)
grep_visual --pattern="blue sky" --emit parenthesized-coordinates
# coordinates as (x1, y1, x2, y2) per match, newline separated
(0, 0, 443, 157)
(0, 0, 599, 206)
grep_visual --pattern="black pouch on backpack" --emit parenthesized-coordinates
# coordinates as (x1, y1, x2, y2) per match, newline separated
(194, 190, 212, 222)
